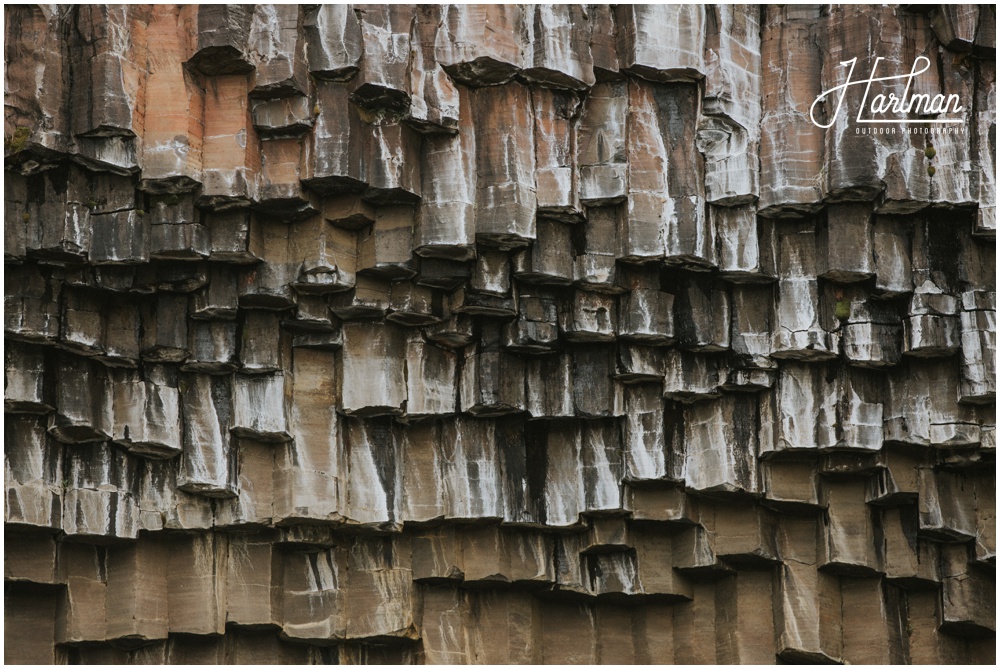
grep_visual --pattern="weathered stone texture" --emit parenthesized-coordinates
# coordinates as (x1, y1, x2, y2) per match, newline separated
(3, 4, 995, 665)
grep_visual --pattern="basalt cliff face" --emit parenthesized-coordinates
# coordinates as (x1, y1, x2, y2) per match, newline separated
(3, 4, 996, 664)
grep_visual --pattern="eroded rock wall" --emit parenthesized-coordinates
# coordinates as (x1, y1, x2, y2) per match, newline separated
(4, 4, 996, 664)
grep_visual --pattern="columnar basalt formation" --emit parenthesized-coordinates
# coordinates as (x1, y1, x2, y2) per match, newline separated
(4, 4, 996, 664)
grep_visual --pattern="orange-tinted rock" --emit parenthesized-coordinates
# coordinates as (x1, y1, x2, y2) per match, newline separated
(758, 5, 824, 216)
(139, 4, 203, 192)
(2, 7, 996, 664)
(4, 5, 73, 162)
(470, 83, 536, 247)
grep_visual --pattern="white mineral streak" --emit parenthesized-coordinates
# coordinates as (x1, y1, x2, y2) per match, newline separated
(136, 459, 170, 530)
(767, 362, 837, 454)
(475, 251, 511, 295)
(413, 104, 476, 260)
(232, 372, 290, 441)
(543, 424, 584, 527)
(303, 5, 361, 80)
(73, 135, 141, 175)
(821, 7, 904, 206)
(623, 383, 666, 481)
(771, 223, 836, 359)
(291, 216, 356, 293)
(3, 344, 47, 411)
(905, 283, 960, 356)
(958, 290, 996, 402)
(975, 62, 996, 235)
(137, 459, 213, 531)
(531, 88, 582, 220)
(580, 421, 621, 512)
(405, 336, 457, 417)
(471, 83, 537, 247)
(343, 418, 398, 527)
(139, 5, 203, 184)
(277, 348, 343, 523)
(250, 4, 281, 65)
(510, 532, 552, 582)
(416, 89, 477, 259)
(619, 288, 673, 343)
(409, 6, 460, 134)
(577, 82, 628, 205)
(675, 277, 730, 350)
(818, 480, 880, 568)
(521, 5, 595, 90)
(656, 84, 717, 268)
(179, 374, 233, 496)
(459, 344, 526, 415)
(918, 469, 976, 540)
(699, 5, 761, 204)
(859, 292, 907, 361)
(662, 349, 722, 401)
(836, 369, 884, 450)
(526, 353, 574, 418)
(730, 284, 776, 368)
(552, 534, 588, 593)
(110, 368, 182, 457)
(622, 79, 668, 261)
(588, 552, 640, 596)
(616, 344, 665, 382)
(4, 418, 62, 528)
(61, 288, 103, 355)
(885, 358, 980, 447)
(339, 321, 406, 415)
(63, 444, 139, 539)
(353, 6, 411, 104)
(399, 423, 445, 523)
(562, 290, 616, 341)
(617, 5, 706, 81)
(420, 589, 468, 663)
(282, 548, 343, 640)
(249, 4, 305, 96)
(434, 5, 523, 86)
(48, 356, 113, 443)
(875, 83, 933, 212)
(683, 399, 731, 492)
(871, 216, 911, 295)
(817, 203, 875, 283)
(442, 417, 502, 520)
(74, 6, 142, 137)
(715, 205, 767, 279)
(758, 6, 824, 216)
(684, 395, 758, 494)
(927, 36, 977, 209)
(5, 6, 71, 155)
(344, 549, 414, 638)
